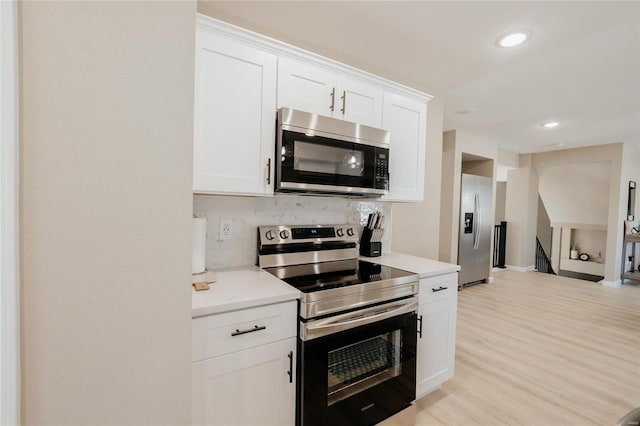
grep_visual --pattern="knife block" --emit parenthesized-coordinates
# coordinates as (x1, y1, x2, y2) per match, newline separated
(359, 227, 382, 257)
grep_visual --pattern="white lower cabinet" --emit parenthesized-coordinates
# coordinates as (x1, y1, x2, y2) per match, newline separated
(192, 337, 296, 426)
(192, 301, 297, 426)
(416, 273, 458, 398)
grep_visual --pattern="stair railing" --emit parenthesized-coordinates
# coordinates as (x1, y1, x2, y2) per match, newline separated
(535, 237, 555, 274)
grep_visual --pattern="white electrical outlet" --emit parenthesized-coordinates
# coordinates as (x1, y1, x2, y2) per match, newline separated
(220, 219, 232, 240)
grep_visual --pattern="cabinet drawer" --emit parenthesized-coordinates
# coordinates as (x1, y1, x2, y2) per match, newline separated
(419, 273, 458, 304)
(193, 301, 297, 362)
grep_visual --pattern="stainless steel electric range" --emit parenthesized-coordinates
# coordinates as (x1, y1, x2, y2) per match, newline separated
(258, 224, 419, 426)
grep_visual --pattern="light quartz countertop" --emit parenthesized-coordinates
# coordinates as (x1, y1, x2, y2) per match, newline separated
(366, 252, 460, 278)
(191, 265, 300, 318)
(191, 253, 458, 318)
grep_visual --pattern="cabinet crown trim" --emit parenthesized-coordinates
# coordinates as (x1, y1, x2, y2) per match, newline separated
(196, 13, 432, 103)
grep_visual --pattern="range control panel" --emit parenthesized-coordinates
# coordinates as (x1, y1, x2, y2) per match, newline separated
(259, 224, 358, 245)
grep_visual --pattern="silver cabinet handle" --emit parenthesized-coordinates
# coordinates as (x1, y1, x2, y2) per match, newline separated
(266, 158, 271, 185)
(231, 325, 266, 337)
(340, 90, 346, 114)
(432, 286, 448, 292)
(329, 87, 336, 111)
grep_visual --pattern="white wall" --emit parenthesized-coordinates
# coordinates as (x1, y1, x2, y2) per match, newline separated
(194, 195, 391, 268)
(20, 1, 194, 423)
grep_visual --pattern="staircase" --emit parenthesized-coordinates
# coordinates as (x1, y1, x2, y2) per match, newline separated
(536, 237, 555, 274)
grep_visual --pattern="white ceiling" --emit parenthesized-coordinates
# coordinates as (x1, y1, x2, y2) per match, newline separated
(198, 1, 640, 155)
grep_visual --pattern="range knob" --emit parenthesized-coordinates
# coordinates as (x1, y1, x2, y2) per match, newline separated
(346, 228, 355, 237)
(265, 230, 276, 240)
(279, 230, 290, 240)
(336, 228, 345, 237)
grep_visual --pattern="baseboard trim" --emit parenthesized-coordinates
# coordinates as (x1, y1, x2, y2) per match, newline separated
(506, 265, 536, 272)
(599, 279, 621, 288)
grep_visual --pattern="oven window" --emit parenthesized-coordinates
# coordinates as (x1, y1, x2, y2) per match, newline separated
(327, 330, 402, 406)
(293, 141, 365, 177)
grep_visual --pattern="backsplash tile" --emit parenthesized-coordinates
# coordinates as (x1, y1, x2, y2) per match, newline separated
(193, 195, 392, 269)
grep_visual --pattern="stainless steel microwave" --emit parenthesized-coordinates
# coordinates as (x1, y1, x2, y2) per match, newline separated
(275, 108, 391, 197)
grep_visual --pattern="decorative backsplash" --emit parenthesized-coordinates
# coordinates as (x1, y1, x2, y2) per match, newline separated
(193, 195, 392, 269)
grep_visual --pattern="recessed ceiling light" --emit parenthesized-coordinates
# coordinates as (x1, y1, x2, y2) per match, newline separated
(497, 31, 530, 48)
(542, 122, 559, 128)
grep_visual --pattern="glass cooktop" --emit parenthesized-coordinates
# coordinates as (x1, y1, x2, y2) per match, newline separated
(264, 259, 416, 293)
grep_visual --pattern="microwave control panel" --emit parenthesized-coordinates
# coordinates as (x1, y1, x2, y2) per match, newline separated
(375, 151, 389, 189)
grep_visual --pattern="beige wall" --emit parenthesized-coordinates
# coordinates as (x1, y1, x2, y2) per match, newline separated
(531, 144, 625, 284)
(495, 182, 506, 223)
(498, 148, 520, 168)
(538, 161, 611, 226)
(504, 166, 539, 268)
(461, 159, 493, 177)
(439, 130, 498, 264)
(20, 1, 195, 423)
(391, 95, 443, 259)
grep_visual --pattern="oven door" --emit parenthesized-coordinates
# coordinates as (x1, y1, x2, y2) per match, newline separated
(277, 129, 389, 196)
(298, 300, 417, 426)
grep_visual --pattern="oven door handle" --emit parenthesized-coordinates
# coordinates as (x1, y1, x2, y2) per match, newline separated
(300, 297, 418, 341)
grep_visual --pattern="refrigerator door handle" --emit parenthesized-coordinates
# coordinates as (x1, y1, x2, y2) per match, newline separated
(474, 193, 481, 250)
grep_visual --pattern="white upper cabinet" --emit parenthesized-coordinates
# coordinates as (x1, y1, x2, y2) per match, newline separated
(277, 58, 335, 117)
(193, 27, 277, 196)
(193, 14, 431, 201)
(277, 57, 383, 128)
(336, 75, 384, 128)
(381, 93, 427, 202)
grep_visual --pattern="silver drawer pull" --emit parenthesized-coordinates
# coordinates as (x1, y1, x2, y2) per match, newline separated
(432, 286, 448, 292)
(231, 325, 266, 337)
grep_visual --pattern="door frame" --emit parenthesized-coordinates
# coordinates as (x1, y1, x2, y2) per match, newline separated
(1, 0, 21, 423)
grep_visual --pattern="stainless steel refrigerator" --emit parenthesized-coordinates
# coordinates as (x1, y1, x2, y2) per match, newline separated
(458, 173, 493, 287)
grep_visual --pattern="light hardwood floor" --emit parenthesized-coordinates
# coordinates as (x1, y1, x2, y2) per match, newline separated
(381, 270, 640, 426)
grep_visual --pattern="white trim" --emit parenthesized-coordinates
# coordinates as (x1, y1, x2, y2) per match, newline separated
(506, 264, 536, 272)
(599, 279, 622, 288)
(196, 13, 432, 103)
(1, 0, 21, 424)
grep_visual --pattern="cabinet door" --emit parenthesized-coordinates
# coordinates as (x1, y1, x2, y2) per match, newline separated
(194, 29, 277, 195)
(277, 57, 335, 117)
(336, 76, 383, 128)
(192, 337, 296, 426)
(381, 93, 427, 202)
(416, 295, 457, 398)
